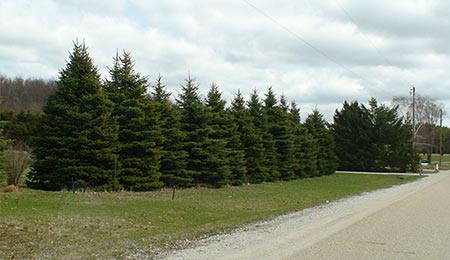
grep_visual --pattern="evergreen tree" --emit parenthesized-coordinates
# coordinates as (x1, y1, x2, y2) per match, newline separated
(246, 90, 270, 183)
(261, 88, 281, 181)
(0, 99, 12, 184)
(177, 76, 210, 186)
(305, 109, 338, 175)
(29, 42, 118, 191)
(368, 98, 417, 172)
(332, 99, 417, 172)
(332, 101, 373, 171)
(226, 90, 247, 185)
(289, 102, 318, 177)
(272, 96, 296, 180)
(152, 76, 190, 187)
(104, 51, 162, 191)
(203, 83, 232, 186)
(5, 111, 41, 148)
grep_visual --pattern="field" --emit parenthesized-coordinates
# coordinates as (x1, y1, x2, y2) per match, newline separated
(421, 154, 450, 171)
(0, 173, 421, 259)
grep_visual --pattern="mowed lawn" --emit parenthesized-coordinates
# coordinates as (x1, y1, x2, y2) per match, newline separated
(0, 173, 421, 259)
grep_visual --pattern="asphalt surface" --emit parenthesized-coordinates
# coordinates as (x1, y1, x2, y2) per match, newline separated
(290, 171, 450, 260)
(165, 172, 450, 260)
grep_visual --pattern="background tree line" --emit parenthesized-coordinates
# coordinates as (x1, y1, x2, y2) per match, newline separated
(0, 42, 428, 191)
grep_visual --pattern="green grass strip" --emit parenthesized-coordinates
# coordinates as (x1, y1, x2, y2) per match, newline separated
(0, 173, 421, 259)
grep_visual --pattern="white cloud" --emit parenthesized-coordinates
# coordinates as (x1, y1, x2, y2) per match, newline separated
(1, 0, 450, 123)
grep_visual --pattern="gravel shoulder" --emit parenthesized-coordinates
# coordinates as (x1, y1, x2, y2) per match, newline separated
(161, 172, 447, 260)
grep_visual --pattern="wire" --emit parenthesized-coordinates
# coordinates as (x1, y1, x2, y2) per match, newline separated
(242, 0, 373, 85)
(333, 0, 414, 91)
(334, 0, 394, 69)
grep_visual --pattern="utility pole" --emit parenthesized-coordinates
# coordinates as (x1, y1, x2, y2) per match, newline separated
(439, 108, 443, 169)
(411, 85, 416, 146)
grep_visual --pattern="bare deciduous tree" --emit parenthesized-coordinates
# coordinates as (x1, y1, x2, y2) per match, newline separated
(392, 94, 445, 160)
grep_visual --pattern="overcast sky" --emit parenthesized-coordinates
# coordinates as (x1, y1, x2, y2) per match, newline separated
(1, 0, 449, 123)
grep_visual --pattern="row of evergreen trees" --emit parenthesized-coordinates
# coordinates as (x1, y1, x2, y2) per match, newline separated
(27, 43, 337, 191)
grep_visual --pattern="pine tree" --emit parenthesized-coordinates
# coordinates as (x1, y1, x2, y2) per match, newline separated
(104, 51, 162, 191)
(29, 42, 118, 191)
(152, 76, 190, 187)
(305, 109, 338, 175)
(246, 90, 270, 183)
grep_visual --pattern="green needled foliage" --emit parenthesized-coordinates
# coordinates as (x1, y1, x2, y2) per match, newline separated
(104, 51, 162, 191)
(332, 98, 417, 172)
(177, 76, 208, 186)
(29, 42, 118, 191)
(246, 90, 270, 183)
(305, 109, 338, 175)
(152, 76, 190, 187)
(261, 88, 281, 181)
(0, 99, 12, 184)
(204, 83, 233, 187)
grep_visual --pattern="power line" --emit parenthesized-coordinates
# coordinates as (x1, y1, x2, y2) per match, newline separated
(333, 0, 414, 92)
(334, 0, 395, 69)
(242, 0, 372, 85)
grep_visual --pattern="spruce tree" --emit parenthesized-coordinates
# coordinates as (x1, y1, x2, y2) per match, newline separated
(203, 83, 232, 186)
(176, 76, 208, 186)
(226, 90, 247, 185)
(29, 42, 118, 191)
(289, 102, 318, 178)
(272, 96, 296, 180)
(246, 90, 270, 183)
(104, 51, 162, 191)
(261, 88, 281, 181)
(305, 109, 338, 175)
(152, 76, 190, 187)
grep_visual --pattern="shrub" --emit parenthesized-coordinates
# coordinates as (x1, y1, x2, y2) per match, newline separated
(4, 149, 32, 186)
(4, 184, 18, 192)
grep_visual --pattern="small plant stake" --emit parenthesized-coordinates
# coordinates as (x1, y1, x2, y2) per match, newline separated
(172, 185, 176, 200)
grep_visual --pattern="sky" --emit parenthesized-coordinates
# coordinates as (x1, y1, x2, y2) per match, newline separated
(1, 0, 449, 124)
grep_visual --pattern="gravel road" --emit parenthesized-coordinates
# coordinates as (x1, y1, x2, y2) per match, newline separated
(162, 172, 450, 260)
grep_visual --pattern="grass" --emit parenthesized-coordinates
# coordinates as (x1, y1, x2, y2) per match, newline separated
(0, 173, 421, 259)
(421, 154, 450, 171)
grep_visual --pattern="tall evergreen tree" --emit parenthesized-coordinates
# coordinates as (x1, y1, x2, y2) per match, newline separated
(177, 76, 210, 186)
(29, 42, 118, 191)
(332, 101, 373, 171)
(203, 83, 232, 186)
(332, 99, 417, 172)
(152, 76, 190, 187)
(246, 90, 270, 183)
(368, 98, 417, 172)
(272, 96, 296, 180)
(288, 102, 318, 178)
(261, 88, 281, 181)
(305, 109, 338, 175)
(226, 90, 248, 185)
(104, 51, 162, 191)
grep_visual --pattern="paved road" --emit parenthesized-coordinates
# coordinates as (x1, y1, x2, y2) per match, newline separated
(290, 171, 450, 260)
(165, 172, 450, 260)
